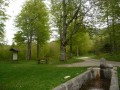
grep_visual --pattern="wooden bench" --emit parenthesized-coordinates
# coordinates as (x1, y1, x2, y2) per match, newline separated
(37, 57, 48, 64)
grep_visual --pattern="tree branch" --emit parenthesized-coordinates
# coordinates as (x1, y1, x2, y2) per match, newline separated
(67, 2, 81, 26)
(64, 17, 84, 45)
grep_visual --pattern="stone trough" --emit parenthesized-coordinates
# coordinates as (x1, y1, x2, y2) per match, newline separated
(53, 59, 119, 90)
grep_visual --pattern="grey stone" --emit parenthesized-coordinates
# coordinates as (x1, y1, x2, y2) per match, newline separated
(110, 85, 119, 90)
(53, 67, 119, 90)
(106, 64, 113, 69)
(53, 85, 66, 90)
(100, 58, 106, 66)
(66, 82, 73, 90)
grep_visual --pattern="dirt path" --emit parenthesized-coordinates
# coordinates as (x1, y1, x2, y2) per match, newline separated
(58, 57, 120, 67)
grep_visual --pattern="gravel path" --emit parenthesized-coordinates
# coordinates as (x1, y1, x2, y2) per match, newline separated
(58, 57, 120, 67)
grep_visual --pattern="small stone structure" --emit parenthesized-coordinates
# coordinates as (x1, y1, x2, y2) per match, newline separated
(10, 48, 19, 61)
(53, 58, 119, 90)
(100, 58, 112, 79)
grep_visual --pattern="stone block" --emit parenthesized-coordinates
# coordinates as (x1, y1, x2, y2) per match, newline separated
(66, 82, 73, 90)
(110, 68, 119, 90)
(110, 85, 119, 90)
(53, 67, 119, 90)
(72, 80, 79, 90)
(53, 85, 66, 90)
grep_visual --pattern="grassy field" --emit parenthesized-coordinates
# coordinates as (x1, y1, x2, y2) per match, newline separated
(0, 61, 86, 90)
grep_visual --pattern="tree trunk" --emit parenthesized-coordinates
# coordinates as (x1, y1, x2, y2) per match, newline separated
(60, 44, 66, 61)
(111, 5, 117, 53)
(60, 0, 67, 61)
(37, 37, 40, 64)
(29, 35, 32, 60)
(112, 19, 116, 53)
(26, 35, 32, 61)
(76, 46, 79, 57)
(69, 35, 72, 58)
(106, 1, 112, 54)
(26, 37, 30, 60)
(26, 40, 28, 60)
(59, 0, 82, 61)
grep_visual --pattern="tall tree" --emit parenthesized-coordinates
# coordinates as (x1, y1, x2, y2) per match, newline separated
(15, 0, 49, 61)
(97, 0, 120, 53)
(51, 0, 92, 61)
(0, 0, 8, 41)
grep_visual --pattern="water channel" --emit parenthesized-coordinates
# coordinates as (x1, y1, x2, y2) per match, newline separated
(80, 78, 111, 90)
(80, 65, 111, 90)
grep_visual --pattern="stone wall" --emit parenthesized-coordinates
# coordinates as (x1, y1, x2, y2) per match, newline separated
(53, 67, 119, 90)
(53, 70, 92, 90)
(110, 67, 119, 90)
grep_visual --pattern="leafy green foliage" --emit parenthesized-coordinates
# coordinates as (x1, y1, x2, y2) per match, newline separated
(96, 0, 120, 53)
(98, 0, 120, 19)
(15, 0, 50, 45)
(0, 44, 11, 61)
(68, 32, 93, 56)
(14, 31, 26, 45)
(0, 0, 8, 40)
(14, 0, 50, 60)
(0, 41, 59, 61)
(51, 0, 87, 60)
(47, 41, 60, 60)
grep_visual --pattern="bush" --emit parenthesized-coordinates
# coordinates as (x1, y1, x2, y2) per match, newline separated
(0, 45, 12, 61)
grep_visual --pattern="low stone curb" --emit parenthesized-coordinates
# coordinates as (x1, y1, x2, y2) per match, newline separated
(53, 70, 92, 90)
(53, 67, 119, 90)
(110, 67, 119, 90)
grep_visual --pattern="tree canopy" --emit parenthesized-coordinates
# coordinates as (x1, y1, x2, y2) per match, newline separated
(0, 0, 8, 41)
(0, 0, 120, 62)
(14, 0, 50, 60)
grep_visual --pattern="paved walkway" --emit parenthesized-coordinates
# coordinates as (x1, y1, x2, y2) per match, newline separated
(58, 57, 120, 67)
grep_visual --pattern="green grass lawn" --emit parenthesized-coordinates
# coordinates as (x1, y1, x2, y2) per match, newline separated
(0, 61, 86, 90)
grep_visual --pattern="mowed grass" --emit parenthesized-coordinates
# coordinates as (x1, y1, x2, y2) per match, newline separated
(0, 61, 86, 90)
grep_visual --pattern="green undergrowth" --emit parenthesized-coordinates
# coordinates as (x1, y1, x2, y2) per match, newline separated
(91, 53, 120, 62)
(48, 57, 84, 65)
(0, 61, 86, 90)
(48, 54, 96, 65)
(1, 57, 84, 65)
